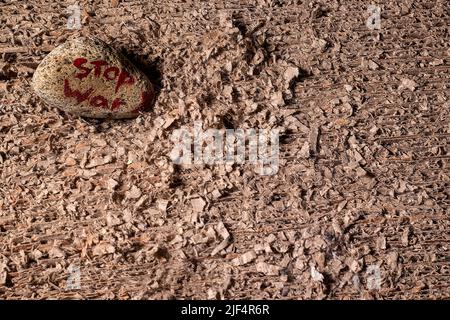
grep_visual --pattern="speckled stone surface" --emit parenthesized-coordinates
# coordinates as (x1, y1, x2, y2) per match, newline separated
(32, 37, 155, 119)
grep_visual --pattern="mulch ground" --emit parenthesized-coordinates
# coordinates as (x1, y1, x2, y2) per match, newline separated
(0, 0, 449, 299)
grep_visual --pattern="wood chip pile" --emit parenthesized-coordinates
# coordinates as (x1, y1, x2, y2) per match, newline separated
(0, 0, 449, 299)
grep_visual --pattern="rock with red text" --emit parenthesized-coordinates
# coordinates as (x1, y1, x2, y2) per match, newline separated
(32, 37, 155, 119)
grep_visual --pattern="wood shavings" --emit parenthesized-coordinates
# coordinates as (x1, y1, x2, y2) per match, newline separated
(191, 197, 206, 213)
(256, 262, 281, 276)
(283, 66, 299, 84)
(48, 247, 65, 259)
(270, 91, 285, 107)
(231, 250, 257, 266)
(92, 243, 115, 256)
(1, 0, 448, 300)
(0, 263, 9, 286)
(211, 221, 231, 256)
(106, 178, 118, 191)
(298, 141, 310, 158)
(309, 126, 319, 155)
(399, 78, 418, 91)
(125, 185, 142, 200)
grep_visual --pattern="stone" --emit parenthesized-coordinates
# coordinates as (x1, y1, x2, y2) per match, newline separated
(32, 37, 155, 119)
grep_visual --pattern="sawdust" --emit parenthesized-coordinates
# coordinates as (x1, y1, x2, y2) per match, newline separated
(0, 0, 449, 299)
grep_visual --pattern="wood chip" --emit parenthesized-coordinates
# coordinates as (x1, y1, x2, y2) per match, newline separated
(256, 262, 281, 276)
(231, 250, 257, 266)
(93, 243, 116, 256)
(191, 197, 206, 213)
